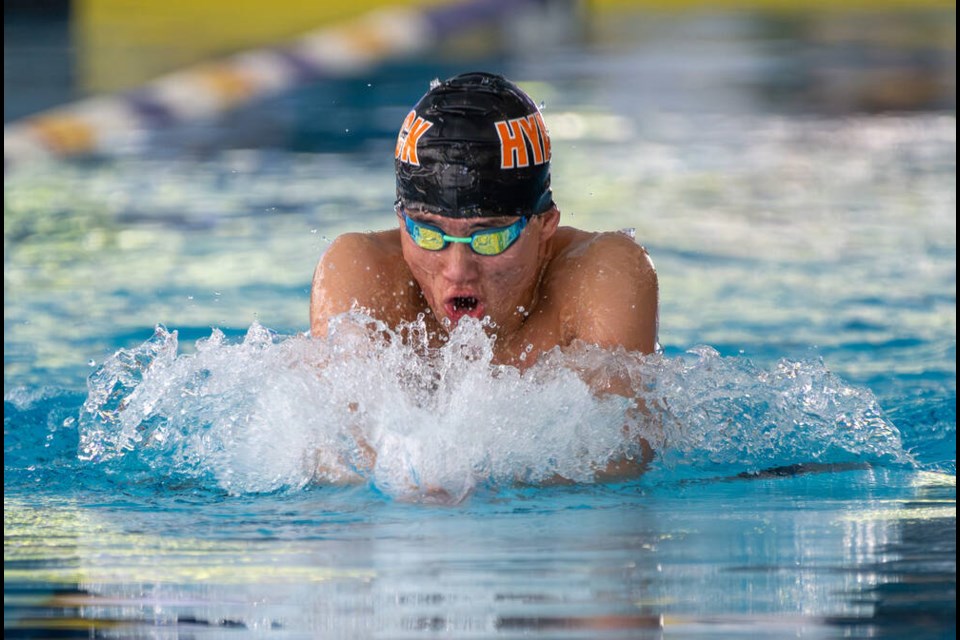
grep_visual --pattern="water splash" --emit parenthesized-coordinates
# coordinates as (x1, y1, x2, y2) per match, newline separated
(636, 346, 913, 481)
(76, 314, 913, 501)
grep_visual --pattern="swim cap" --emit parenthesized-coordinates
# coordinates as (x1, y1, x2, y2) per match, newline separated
(395, 72, 554, 218)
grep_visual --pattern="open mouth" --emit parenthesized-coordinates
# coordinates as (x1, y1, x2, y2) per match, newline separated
(452, 296, 478, 312)
(444, 295, 484, 323)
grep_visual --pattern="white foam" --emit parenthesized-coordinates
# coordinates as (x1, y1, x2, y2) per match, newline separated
(77, 314, 913, 502)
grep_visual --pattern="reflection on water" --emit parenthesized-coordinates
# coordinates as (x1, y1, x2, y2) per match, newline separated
(4, 472, 955, 637)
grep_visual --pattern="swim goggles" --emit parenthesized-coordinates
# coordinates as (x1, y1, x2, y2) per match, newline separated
(401, 210, 528, 256)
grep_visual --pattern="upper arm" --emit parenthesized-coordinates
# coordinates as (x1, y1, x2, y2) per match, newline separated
(571, 233, 659, 354)
(310, 233, 398, 338)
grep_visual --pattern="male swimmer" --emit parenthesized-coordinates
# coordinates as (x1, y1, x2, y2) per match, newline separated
(310, 72, 658, 481)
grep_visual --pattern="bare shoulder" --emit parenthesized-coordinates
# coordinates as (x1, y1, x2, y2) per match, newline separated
(552, 227, 656, 286)
(320, 229, 402, 266)
(547, 227, 659, 353)
(310, 229, 410, 336)
(313, 230, 403, 294)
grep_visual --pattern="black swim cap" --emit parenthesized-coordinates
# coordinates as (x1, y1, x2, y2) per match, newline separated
(395, 72, 554, 218)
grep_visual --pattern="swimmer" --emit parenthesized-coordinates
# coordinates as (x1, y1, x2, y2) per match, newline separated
(310, 72, 658, 481)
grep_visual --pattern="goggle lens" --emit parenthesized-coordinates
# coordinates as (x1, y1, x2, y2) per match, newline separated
(410, 222, 446, 250)
(470, 229, 512, 255)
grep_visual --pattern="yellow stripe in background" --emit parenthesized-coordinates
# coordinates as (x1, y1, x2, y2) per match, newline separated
(26, 115, 97, 155)
(75, 0, 955, 94)
(73, 0, 454, 94)
(589, 0, 955, 9)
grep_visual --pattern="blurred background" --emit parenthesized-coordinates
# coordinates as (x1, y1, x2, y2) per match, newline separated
(5, 0, 955, 153)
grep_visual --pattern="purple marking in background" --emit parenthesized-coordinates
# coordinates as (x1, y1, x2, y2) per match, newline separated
(124, 91, 178, 128)
(423, 0, 534, 35)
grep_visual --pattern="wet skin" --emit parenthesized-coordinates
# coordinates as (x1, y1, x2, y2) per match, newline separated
(310, 206, 657, 366)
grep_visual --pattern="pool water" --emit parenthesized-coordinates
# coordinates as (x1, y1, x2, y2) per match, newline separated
(4, 7, 956, 638)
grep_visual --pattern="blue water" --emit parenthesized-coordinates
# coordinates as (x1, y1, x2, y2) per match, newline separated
(5, 7, 956, 639)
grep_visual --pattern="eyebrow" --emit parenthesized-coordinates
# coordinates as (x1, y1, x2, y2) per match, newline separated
(410, 214, 519, 231)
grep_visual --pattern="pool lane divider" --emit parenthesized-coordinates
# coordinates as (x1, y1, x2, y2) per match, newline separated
(4, 0, 538, 173)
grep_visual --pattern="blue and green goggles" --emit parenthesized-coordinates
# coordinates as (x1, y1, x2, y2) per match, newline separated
(402, 210, 528, 256)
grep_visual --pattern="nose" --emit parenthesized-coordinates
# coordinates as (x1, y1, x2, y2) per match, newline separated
(441, 242, 480, 284)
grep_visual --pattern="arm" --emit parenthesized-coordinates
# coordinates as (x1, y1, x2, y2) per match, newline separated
(568, 233, 660, 480)
(309, 230, 405, 338)
(309, 230, 409, 484)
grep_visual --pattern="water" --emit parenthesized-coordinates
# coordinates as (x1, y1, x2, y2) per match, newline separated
(4, 7, 956, 638)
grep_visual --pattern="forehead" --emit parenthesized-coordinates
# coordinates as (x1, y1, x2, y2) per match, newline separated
(407, 209, 521, 228)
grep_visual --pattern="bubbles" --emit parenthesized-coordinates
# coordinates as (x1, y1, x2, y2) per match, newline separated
(519, 343, 535, 363)
(76, 315, 913, 502)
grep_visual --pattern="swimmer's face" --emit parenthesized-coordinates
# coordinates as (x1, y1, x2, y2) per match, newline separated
(399, 207, 559, 334)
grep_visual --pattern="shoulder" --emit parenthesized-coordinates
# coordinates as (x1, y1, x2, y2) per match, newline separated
(311, 229, 408, 336)
(551, 228, 656, 287)
(546, 227, 659, 353)
(319, 229, 401, 269)
(313, 229, 403, 288)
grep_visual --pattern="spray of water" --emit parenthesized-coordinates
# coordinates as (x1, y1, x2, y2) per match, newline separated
(77, 313, 912, 502)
